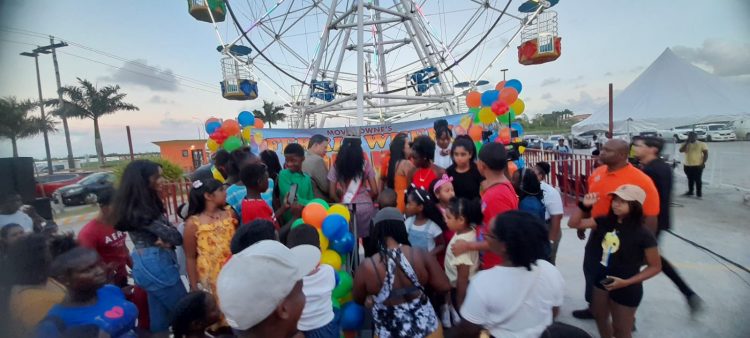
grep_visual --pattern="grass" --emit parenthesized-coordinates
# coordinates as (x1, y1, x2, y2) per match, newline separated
(79, 159, 129, 170)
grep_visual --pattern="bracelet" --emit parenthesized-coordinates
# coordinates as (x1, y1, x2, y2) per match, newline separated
(578, 201, 592, 212)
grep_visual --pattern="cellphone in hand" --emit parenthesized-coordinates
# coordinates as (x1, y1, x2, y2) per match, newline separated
(286, 184, 298, 205)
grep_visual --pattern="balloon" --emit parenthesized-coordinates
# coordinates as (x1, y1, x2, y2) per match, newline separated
(340, 302, 365, 330)
(223, 136, 243, 152)
(339, 293, 353, 305)
(454, 125, 467, 136)
(491, 101, 509, 116)
(507, 160, 518, 177)
(505, 79, 523, 93)
(331, 232, 355, 255)
(473, 111, 481, 123)
(309, 198, 330, 210)
(478, 107, 495, 124)
(496, 128, 512, 145)
(253, 130, 264, 145)
(207, 138, 219, 152)
(474, 140, 483, 153)
(332, 297, 341, 309)
(241, 126, 253, 141)
(499, 87, 519, 105)
(468, 107, 480, 115)
(510, 122, 524, 136)
(254, 118, 264, 129)
(332, 271, 353, 299)
(328, 204, 351, 223)
(318, 229, 329, 251)
(210, 129, 227, 143)
(222, 119, 241, 136)
(291, 218, 305, 229)
(237, 110, 255, 127)
(494, 80, 506, 91)
(205, 117, 220, 124)
(322, 214, 348, 240)
(205, 121, 221, 134)
(488, 131, 498, 143)
(321, 249, 342, 270)
(510, 98, 525, 115)
(460, 115, 472, 130)
(468, 125, 483, 141)
(515, 157, 526, 170)
(465, 91, 481, 108)
(519, 145, 526, 154)
(303, 203, 328, 229)
(480, 90, 500, 107)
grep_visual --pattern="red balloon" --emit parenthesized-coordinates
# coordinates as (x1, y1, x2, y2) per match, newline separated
(491, 101, 509, 116)
(495, 128, 512, 144)
(222, 119, 241, 136)
(499, 87, 519, 105)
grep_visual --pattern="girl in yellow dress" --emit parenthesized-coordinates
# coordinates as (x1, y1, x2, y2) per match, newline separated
(183, 178, 237, 333)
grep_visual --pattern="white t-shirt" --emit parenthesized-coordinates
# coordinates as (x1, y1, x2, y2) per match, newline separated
(298, 264, 336, 331)
(434, 145, 453, 169)
(540, 182, 563, 221)
(444, 230, 479, 287)
(0, 211, 33, 232)
(461, 260, 564, 338)
(404, 216, 443, 252)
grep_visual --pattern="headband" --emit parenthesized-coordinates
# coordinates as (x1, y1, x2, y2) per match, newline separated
(433, 174, 453, 193)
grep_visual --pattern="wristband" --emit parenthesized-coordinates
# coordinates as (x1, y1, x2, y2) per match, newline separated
(578, 201, 592, 212)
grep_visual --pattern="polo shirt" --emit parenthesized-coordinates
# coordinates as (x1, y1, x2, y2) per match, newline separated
(681, 141, 708, 166)
(587, 164, 660, 218)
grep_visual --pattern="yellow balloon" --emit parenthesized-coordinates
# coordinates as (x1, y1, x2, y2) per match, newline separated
(328, 204, 351, 223)
(460, 115, 472, 130)
(519, 146, 526, 154)
(318, 229, 329, 251)
(321, 249, 342, 270)
(207, 138, 219, 152)
(241, 126, 253, 141)
(253, 130, 264, 145)
(511, 98, 525, 115)
(339, 293, 353, 304)
(479, 107, 495, 124)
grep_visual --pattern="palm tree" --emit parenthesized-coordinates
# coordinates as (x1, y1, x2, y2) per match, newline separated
(254, 100, 286, 128)
(0, 96, 58, 157)
(48, 78, 139, 166)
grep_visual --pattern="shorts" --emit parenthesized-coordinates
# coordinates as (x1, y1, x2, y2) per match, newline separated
(594, 278, 643, 307)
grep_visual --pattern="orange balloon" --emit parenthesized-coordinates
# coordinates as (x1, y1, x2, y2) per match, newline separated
(466, 91, 482, 108)
(495, 81, 506, 91)
(507, 161, 518, 177)
(222, 119, 241, 136)
(497, 128, 512, 144)
(499, 87, 519, 105)
(302, 203, 327, 229)
(254, 118, 265, 129)
(468, 125, 483, 141)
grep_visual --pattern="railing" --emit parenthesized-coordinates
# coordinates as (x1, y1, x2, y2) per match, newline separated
(524, 149, 598, 205)
(160, 178, 193, 223)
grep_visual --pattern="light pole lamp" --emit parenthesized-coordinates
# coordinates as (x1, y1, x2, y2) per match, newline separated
(20, 49, 54, 175)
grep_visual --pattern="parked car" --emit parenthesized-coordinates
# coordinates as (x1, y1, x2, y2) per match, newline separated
(660, 126, 707, 142)
(53, 172, 115, 206)
(696, 123, 736, 142)
(547, 134, 564, 143)
(527, 138, 554, 150)
(728, 118, 750, 140)
(35, 172, 91, 197)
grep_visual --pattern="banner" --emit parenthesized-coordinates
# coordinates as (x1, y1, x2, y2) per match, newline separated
(257, 113, 469, 175)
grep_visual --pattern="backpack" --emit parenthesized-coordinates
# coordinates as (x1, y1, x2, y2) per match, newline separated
(519, 195, 546, 221)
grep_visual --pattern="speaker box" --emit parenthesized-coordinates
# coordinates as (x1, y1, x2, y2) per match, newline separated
(0, 157, 36, 203)
(31, 197, 53, 221)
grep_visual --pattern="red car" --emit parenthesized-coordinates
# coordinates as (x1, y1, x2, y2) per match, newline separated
(35, 172, 91, 198)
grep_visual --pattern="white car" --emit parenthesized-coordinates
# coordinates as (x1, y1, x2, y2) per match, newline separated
(661, 126, 707, 142)
(696, 123, 736, 142)
(728, 118, 750, 140)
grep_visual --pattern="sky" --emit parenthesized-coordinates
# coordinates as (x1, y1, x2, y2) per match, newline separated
(1, 0, 748, 159)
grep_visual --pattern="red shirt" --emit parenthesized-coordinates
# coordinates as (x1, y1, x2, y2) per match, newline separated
(78, 219, 131, 286)
(479, 181, 518, 269)
(412, 168, 438, 190)
(241, 199, 277, 227)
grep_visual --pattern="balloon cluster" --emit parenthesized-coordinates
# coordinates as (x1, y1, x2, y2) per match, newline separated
(205, 111, 265, 153)
(456, 79, 527, 152)
(293, 200, 365, 331)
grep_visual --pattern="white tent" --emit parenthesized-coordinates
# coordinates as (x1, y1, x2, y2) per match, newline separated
(572, 48, 750, 135)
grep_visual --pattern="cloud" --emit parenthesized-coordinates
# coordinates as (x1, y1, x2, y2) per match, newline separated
(540, 77, 561, 87)
(673, 39, 750, 76)
(149, 95, 175, 104)
(544, 91, 607, 114)
(101, 59, 179, 91)
(541, 92, 552, 100)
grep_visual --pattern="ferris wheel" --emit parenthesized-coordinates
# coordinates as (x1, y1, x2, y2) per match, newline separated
(188, 0, 561, 128)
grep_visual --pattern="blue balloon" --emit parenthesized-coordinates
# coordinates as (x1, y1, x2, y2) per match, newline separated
(481, 90, 500, 106)
(488, 131, 498, 143)
(237, 110, 255, 127)
(340, 302, 365, 330)
(505, 79, 522, 94)
(205, 121, 221, 134)
(322, 214, 348, 240)
(331, 232, 355, 255)
(510, 122, 524, 136)
(514, 157, 526, 170)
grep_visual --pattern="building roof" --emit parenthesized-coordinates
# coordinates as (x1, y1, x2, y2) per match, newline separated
(152, 139, 207, 146)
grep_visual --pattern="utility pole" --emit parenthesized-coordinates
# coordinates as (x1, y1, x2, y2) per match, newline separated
(20, 49, 53, 174)
(35, 37, 72, 170)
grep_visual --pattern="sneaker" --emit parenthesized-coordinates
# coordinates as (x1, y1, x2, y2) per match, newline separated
(572, 308, 594, 319)
(688, 294, 705, 317)
(682, 191, 694, 197)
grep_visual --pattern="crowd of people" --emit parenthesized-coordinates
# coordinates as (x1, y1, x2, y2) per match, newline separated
(0, 121, 706, 338)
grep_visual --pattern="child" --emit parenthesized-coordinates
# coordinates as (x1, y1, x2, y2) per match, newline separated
(446, 135, 484, 200)
(276, 143, 315, 224)
(377, 188, 398, 209)
(443, 198, 482, 311)
(433, 119, 453, 169)
(411, 135, 445, 190)
(286, 224, 339, 338)
(240, 162, 292, 226)
(430, 174, 455, 214)
(170, 291, 223, 338)
(404, 185, 446, 257)
(230, 219, 277, 254)
(183, 179, 237, 332)
(568, 185, 662, 338)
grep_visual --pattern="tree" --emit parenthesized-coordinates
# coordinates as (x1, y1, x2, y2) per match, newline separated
(48, 78, 139, 166)
(254, 100, 286, 128)
(0, 96, 57, 157)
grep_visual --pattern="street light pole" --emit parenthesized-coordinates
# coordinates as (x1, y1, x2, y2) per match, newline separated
(34, 37, 72, 169)
(20, 49, 53, 174)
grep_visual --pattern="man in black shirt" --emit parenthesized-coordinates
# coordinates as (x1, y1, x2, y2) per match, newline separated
(634, 136, 703, 315)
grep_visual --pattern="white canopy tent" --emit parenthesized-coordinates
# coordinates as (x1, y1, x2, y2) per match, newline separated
(572, 48, 750, 135)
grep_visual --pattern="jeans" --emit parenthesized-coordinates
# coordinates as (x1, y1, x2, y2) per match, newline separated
(302, 318, 340, 338)
(131, 247, 187, 333)
(683, 166, 703, 196)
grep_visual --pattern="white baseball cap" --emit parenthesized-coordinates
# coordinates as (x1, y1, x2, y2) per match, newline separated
(217, 240, 321, 330)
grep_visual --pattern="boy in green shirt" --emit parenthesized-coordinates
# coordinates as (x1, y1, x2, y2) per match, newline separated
(275, 143, 315, 223)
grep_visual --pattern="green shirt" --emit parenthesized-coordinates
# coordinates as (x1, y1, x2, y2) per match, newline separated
(277, 169, 315, 223)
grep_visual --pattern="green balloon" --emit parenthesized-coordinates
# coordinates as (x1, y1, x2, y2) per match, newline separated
(309, 198, 330, 209)
(291, 218, 305, 229)
(475, 141, 483, 153)
(332, 270, 353, 299)
(332, 296, 341, 309)
(223, 136, 243, 152)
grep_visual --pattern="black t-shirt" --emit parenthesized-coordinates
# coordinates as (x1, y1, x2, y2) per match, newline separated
(641, 158, 672, 230)
(446, 164, 484, 200)
(584, 216, 658, 280)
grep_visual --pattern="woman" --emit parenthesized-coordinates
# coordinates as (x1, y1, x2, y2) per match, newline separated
(449, 211, 565, 338)
(328, 137, 378, 242)
(446, 135, 483, 200)
(260, 149, 282, 207)
(512, 168, 546, 221)
(411, 135, 445, 190)
(111, 160, 185, 333)
(382, 133, 415, 212)
(353, 207, 450, 338)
